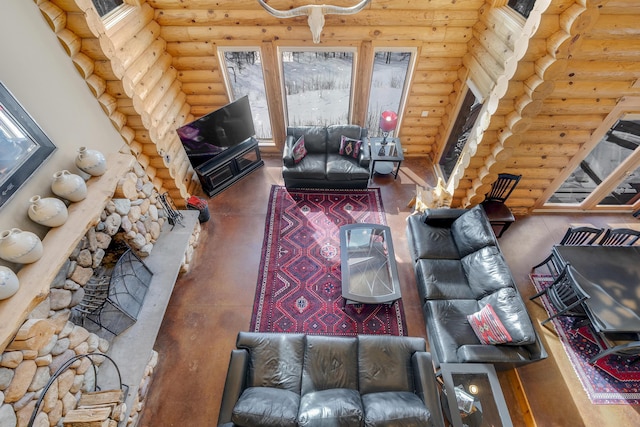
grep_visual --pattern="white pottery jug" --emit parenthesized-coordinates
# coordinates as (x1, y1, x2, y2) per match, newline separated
(51, 170, 87, 202)
(0, 228, 43, 264)
(0, 266, 19, 300)
(28, 195, 68, 227)
(75, 146, 107, 176)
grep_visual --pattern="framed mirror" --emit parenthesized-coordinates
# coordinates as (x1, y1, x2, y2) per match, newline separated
(0, 82, 56, 209)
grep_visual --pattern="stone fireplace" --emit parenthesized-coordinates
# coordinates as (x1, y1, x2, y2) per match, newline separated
(0, 153, 201, 427)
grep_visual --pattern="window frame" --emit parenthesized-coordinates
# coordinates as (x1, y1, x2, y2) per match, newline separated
(217, 46, 274, 143)
(537, 97, 640, 212)
(366, 47, 417, 139)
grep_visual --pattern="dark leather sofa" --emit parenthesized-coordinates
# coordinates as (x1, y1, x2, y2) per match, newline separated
(282, 125, 370, 189)
(406, 205, 547, 369)
(218, 332, 445, 427)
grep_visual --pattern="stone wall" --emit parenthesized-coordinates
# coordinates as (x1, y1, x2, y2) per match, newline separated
(0, 161, 201, 427)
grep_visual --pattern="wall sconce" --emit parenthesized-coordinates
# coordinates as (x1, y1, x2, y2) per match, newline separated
(379, 110, 398, 145)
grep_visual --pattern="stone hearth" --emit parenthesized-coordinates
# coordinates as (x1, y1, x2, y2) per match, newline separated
(0, 153, 201, 427)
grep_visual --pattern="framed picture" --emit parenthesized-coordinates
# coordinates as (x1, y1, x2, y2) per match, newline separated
(0, 82, 56, 209)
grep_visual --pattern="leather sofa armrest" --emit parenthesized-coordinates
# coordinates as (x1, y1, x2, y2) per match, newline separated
(420, 208, 468, 227)
(217, 349, 249, 425)
(412, 352, 445, 427)
(358, 137, 370, 168)
(283, 135, 297, 167)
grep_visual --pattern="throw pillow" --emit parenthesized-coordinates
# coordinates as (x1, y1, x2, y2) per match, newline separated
(339, 135, 362, 159)
(467, 303, 513, 345)
(292, 136, 307, 164)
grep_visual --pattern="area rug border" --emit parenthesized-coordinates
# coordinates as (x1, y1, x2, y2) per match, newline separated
(530, 274, 640, 405)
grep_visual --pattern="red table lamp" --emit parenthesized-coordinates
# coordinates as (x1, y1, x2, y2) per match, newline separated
(379, 111, 398, 145)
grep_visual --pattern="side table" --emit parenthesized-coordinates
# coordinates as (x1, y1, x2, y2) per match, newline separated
(369, 137, 404, 181)
(439, 363, 513, 427)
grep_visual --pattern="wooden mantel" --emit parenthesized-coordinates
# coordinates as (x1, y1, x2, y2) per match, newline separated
(0, 153, 136, 353)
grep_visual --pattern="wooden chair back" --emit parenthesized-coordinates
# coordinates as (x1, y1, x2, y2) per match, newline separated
(485, 173, 521, 203)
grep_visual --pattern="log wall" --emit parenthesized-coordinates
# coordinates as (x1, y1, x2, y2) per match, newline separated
(33, 0, 640, 213)
(455, 0, 640, 213)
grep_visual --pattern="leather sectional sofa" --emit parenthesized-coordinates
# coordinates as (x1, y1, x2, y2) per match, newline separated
(282, 125, 370, 189)
(406, 205, 547, 369)
(218, 332, 445, 427)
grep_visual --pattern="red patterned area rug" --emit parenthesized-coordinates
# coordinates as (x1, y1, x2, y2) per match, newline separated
(531, 274, 640, 404)
(251, 186, 407, 336)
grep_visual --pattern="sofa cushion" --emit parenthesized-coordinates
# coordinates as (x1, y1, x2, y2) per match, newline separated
(415, 259, 474, 301)
(480, 288, 536, 345)
(461, 246, 513, 298)
(298, 388, 364, 427)
(406, 215, 459, 260)
(339, 135, 362, 159)
(467, 303, 513, 345)
(362, 391, 430, 427)
(232, 387, 300, 427)
(283, 153, 327, 180)
(292, 136, 307, 163)
(288, 126, 327, 154)
(236, 332, 305, 392)
(358, 335, 425, 395)
(451, 205, 495, 257)
(302, 335, 358, 395)
(326, 153, 370, 182)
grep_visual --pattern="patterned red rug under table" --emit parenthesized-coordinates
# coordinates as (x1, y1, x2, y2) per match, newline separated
(251, 186, 407, 336)
(531, 274, 640, 404)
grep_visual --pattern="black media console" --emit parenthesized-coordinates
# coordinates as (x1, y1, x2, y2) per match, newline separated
(194, 137, 264, 197)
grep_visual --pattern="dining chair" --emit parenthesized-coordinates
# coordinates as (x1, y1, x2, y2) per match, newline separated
(531, 225, 605, 277)
(598, 228, 640, 246)
(530, 264, 590, 326)
(481, 173, 521, 238)
(559, 226, 605, 245)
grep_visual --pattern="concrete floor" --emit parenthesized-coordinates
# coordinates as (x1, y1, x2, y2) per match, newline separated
(138, 156, 640, 426)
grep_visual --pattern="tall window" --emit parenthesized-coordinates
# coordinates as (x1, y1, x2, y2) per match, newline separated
(438, 88, 482, 182)
(281, 50, 355, 126)
(366, 50, 413, 138)
(220, 49, 272, 140)
(549, 117, 640, 206)
(92, 0, 123, 17)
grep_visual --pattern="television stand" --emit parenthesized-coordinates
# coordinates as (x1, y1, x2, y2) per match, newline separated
(194, 137, 264, 197)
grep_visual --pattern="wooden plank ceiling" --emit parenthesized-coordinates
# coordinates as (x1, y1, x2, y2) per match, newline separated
(36, 0, 640, 213)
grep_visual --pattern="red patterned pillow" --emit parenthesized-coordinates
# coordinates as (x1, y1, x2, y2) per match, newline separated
(339, 135, 362, 159)
(292, 136, 307, 164)
(467, 304, 512, 345)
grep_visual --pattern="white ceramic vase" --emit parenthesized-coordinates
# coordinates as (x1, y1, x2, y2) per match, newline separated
(0, 266, 19, 300)
(28, 195, 68, 227)
(75, 146, 107, 176)
(51, 170, 87, 202)
(0, 228, 43, 264)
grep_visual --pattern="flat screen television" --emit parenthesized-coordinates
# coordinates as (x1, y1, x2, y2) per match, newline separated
(177, 95, 256, 167)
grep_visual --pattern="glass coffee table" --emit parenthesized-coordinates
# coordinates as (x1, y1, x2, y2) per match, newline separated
(440, 363, 513, 427)
(339, 224, 401, 304)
